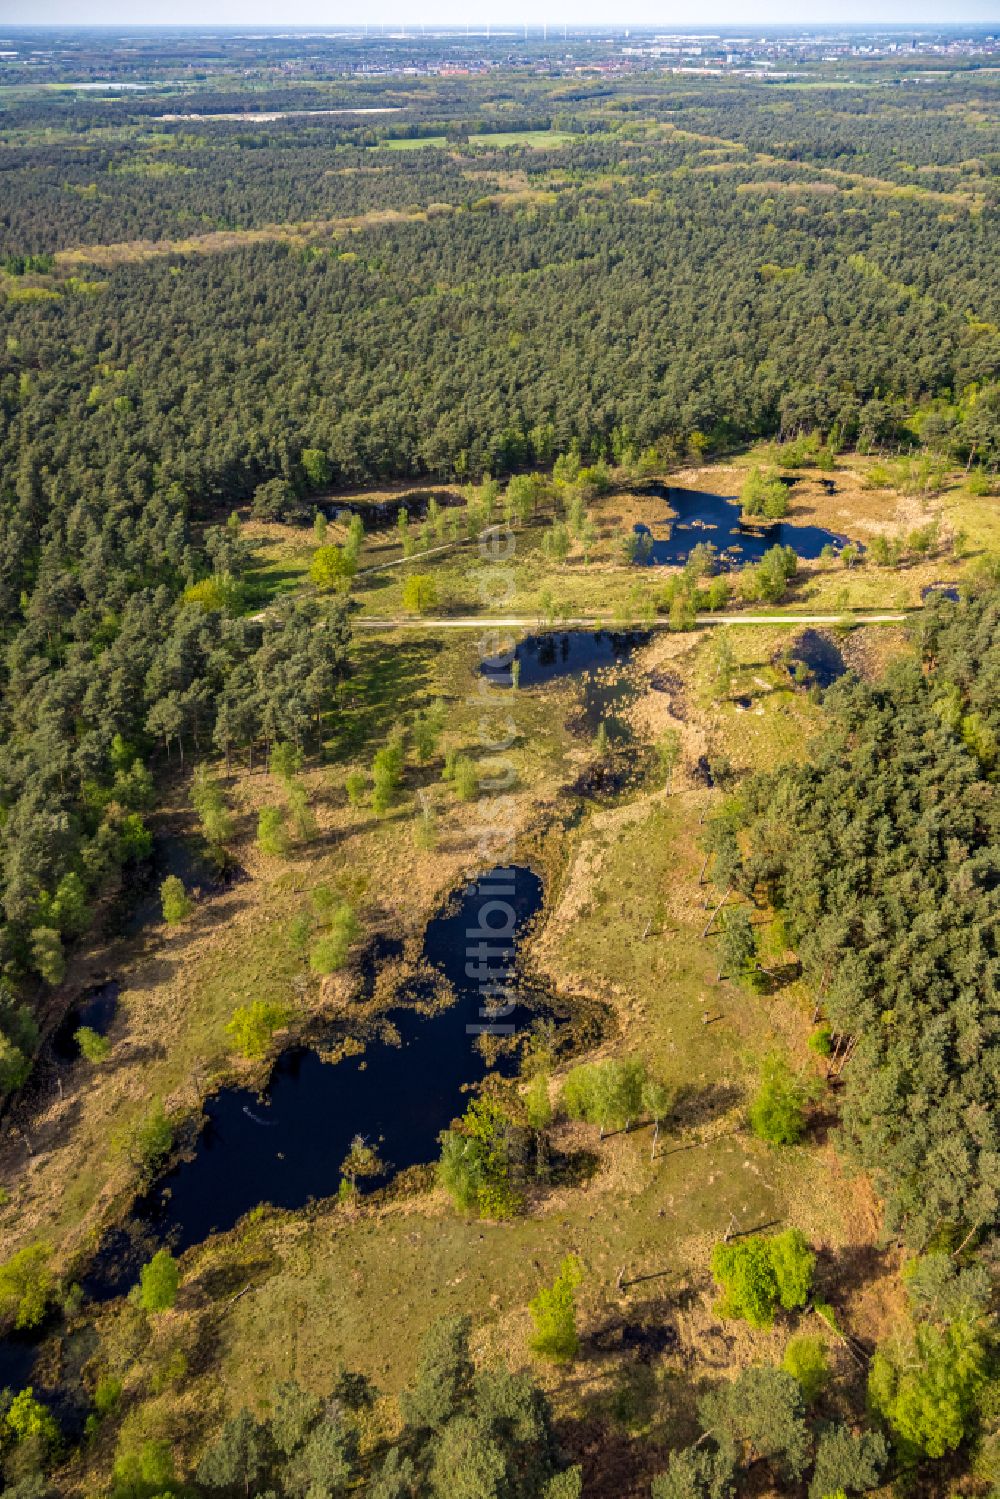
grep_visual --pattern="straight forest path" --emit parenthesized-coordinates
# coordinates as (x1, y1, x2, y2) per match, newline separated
(354, 611, 910, 630)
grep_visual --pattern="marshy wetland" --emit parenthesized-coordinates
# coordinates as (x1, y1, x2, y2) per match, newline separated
(0, 491, 897, 1470)
(0, 440, 988, 1491)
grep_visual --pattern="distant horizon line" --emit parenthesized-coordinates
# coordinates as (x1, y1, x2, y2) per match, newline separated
(3, 19, 999, 29)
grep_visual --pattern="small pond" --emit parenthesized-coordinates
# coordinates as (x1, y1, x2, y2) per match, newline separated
(481, 630, 649, 689)
(576, 668, 638, 743)
(635, 485, 851, 568)
(51, 981, 120, 1063)
(85, 865, 548, 1296)
(482, 630, 649, 744)
(785, 629, 848, 690)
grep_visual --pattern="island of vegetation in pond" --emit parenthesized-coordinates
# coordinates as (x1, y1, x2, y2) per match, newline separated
(634, 486, 853, 568)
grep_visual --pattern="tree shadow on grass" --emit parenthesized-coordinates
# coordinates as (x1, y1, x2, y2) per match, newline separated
(296, 803, 421, 853)
(549, 1146, 601, 1189)
(805, 1103, 841, 1148)
(355, 567, 397, 596)
(555, 1350, 704, 1497)
(814, 1239, 890, 1327)
(329, 638, 438, 760)
(2, 1086, 85, 1169)
(672, 1080, 743, 1132)
(189, 1252, 281, 1310)
(587, 1306, 681, 1363)
(555, 1412, 674, 1499)
(753, 959, 803, 996)
(101, 1039, 169, 1077)
(115, 886, 255, 988)
(243, 564, 309, 611)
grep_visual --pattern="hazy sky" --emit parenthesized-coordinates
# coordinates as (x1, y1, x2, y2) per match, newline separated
(6, 3, 1000, 26)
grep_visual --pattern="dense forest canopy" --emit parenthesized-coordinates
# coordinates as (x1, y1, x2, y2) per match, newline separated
(732, 592, 1000, 1246)
(4, 188, 999, 473)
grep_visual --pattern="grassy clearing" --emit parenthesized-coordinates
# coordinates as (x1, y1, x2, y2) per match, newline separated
(470, 130, 576, 148)
(240, 522, 315, 609)
(347, 493, 670, 622)
(374, 130, 576, 151)
(54, 204, 443, 269)
(685, 627, 826, 773)
(375, 135, 449, 150)
(0, 827, 309, 1263)
(5, 460, 960, 1491)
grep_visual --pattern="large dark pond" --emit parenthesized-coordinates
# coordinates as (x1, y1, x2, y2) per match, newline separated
(85, 865, 547, 1296)
(635, 485, 850, 567)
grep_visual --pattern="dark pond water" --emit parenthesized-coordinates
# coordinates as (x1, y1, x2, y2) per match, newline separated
(634, 485, 850, 568)
(921, 583, 961, 603)
(785, 630, 848, 690)
(482, 630, 649, 744)
(481, 630, 649, 689)
(0, 1321, 93, 1434)
(0, 1331, 38, 1394)
(85, 866, 547, 1296)
(577, 671, 637, 742)
(52, 981, 120, 1063)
